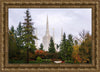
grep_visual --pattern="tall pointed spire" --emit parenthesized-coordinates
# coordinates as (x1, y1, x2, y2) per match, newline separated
(46, 15, 49, 35)
(42, 15, 51, 51)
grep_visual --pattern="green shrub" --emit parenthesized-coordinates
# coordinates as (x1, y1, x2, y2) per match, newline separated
(36, 56, 42, 62)
(42, 59, 53, 63)
(75, 61, 80, 64)
(45, 53, 58, 59)
(42, 59, 51, 62)
(29, 61, 42, 64)
(65, 60, 74, 64)
(29, 59, 53, 64)
(9, 59, 26, 64)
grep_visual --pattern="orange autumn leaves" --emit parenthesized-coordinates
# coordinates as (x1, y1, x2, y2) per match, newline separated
(35, 50, 45, 55)
(72, 45, 82, 63)
(29, 50, 45, 60)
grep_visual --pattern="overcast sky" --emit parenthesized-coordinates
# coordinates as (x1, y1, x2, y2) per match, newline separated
(9, 8, 92, 48)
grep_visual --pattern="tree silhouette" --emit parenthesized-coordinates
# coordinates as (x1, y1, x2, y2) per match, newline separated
(39, 43, 43, 50)
(21, 9, 37, 63)
(48, 37, 55, 53)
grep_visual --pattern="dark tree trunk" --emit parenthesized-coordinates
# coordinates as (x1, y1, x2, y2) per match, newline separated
(27, 47, 29, 63)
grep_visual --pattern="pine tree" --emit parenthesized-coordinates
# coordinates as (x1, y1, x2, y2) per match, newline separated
(22, 9, 37, 63)
(59, 33, 74, 61)
(74, 40, 78, 45)
(10, 26, 16, 38)
(10, 26, 14, 33)
(59, 33, 67, 60)
(15, 22, 24, 53)
(66, 34, 74, 60)
(9, 26, 18, 60)
(39, 43, 43, 50)
(48, 37, 55, 53)
(17, 22, 22, 37)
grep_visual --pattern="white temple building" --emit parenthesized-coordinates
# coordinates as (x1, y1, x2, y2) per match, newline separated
(35, 16, 63, 52)
(42, 16, 51, 51)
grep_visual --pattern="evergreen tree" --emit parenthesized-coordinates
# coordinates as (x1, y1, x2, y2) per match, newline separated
(74, 40, 78, 45)
(59, 33, 67, 60)
(11, 26, 14, 33)
(66, 34, 74, 60)
(21, 9, 37, 63)
(59, 33, 74, 61)
(9, 26, 18, 60)
(17, 22, 22, 37)
(56, 44, 59, 49)
(39, 43, 43, 50)
(10, 26, 16, 38)
(16, 22, 24, 49)
(48, 37, 55, 53)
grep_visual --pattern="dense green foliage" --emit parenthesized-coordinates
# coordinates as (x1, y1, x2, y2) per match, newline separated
(16, 22, 24, 50)
(9, 9, 37, 63)
(79, 32, 92, 63)
(9, 26, 18, 59)
(21, 9, 37, 63)
(22, 9, 37, 51)
(8, 9, 92, 64)
(59, 33, 74, 61)
(66, 34, 74, 60)
(48, 37, 56, 53)
(59, 33, 67, 60)
(39, 43, 43, 50)
(36, 56, 42, 62)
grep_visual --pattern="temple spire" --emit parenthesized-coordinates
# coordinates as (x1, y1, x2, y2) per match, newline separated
(46, 15, 49, 35)
(42, 15, 51, 51)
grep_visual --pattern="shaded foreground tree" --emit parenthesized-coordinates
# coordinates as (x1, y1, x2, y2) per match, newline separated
(16, 22, 24, 49)
(59, 33, 67, 60)
(17, 22, 22, 37)
(48, 37, 55, 53)
(59, 33, 74, 62)
(66, 34, 74, 61)
(79, 31, 92, 63)
(39, 43, 43, 50)
(8, 26, 18, 60)
(21, 9, 37, 63)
